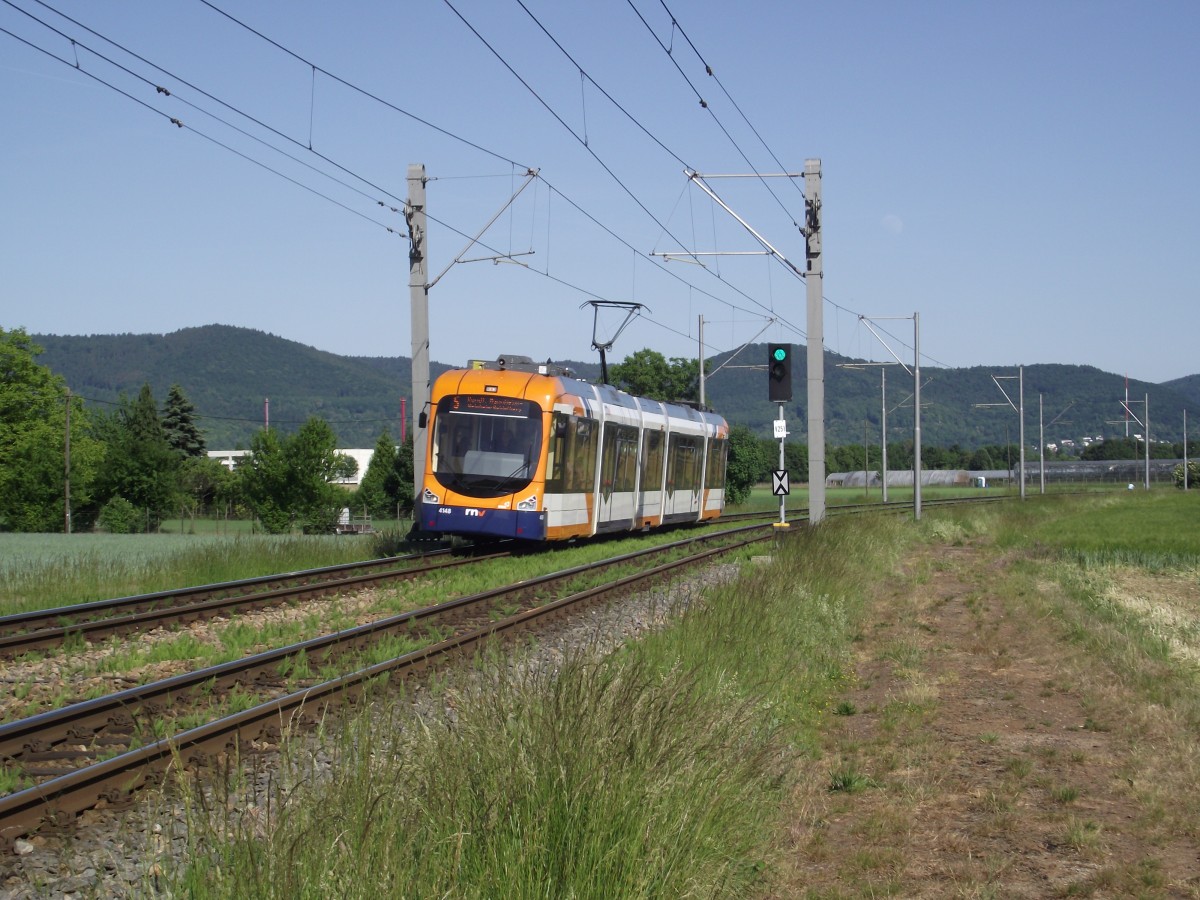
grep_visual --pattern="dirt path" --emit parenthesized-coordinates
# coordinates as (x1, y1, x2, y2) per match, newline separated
(777, 540, 1200, 898)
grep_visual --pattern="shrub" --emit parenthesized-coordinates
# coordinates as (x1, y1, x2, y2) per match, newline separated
(1172, 461, 1199, 489)
(97, 496, 139, 534)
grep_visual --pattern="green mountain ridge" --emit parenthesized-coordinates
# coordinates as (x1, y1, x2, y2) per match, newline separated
(28, 325, 1197, 451)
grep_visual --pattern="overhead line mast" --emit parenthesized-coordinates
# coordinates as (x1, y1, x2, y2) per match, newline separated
(677, 161, 826, 523)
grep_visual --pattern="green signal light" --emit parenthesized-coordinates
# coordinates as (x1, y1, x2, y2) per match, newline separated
(773, 347, 787, 361)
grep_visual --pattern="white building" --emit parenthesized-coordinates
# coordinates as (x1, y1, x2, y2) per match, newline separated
(207, 448, 376, 488)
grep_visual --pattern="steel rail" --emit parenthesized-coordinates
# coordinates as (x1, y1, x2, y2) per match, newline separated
(0, 524, 770, 761)
(0, 523, 775, 843)
(0, 550, 510, 658)
(0, 552, 455, 636)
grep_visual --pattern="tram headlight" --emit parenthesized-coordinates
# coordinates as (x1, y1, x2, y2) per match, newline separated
(516, 494, 538, 512)
(423, 488, 441, 504)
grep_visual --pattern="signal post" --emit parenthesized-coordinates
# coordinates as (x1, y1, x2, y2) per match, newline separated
(768, 343, 792, 528)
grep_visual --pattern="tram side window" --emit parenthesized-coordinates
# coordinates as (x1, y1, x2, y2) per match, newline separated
(546, 414, 595, 493)
(705, 437, 728, 488)
(641, 429, 664, 492)
(599, 424, 638, 495)
(667, 435, 700, 494)
(546, 413, 567, 487)
(568, 417, 597, 493)
(615, 425, 638, 492)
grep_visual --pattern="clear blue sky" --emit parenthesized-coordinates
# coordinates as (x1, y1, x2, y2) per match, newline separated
(3, 0, 1197, 384)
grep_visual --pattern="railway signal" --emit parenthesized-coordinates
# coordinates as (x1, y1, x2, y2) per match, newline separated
(768, 343, 793, 402)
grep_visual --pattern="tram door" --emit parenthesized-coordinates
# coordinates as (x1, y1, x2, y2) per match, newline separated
(665, 435, 702, 519)
(638, 427, 666, 523)
(598, 423, 638, 529)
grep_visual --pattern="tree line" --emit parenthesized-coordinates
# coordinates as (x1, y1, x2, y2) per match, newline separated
(3, 333, 1194, 534)
(1, 328, 413, 534)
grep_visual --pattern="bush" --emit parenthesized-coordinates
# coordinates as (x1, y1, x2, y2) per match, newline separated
(1173, 461, 1200, 489)
(97, 496, 139, 534)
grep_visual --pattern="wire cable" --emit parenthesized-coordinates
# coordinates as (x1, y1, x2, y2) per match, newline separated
(198, 0, 528, 170)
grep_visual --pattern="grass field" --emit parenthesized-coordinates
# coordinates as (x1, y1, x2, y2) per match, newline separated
(6, 486, 1197, 894)
(0, 532, 383, 615)
(160, 487, 1200, 897)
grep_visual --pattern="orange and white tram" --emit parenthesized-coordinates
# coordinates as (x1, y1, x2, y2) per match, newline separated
(419, 355, 729, 541)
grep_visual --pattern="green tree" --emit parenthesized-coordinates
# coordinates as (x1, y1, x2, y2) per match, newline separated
(725, 426, 768, 505)
(237, 418, 344, 533)
(177, 455, 237, 525)
(0, 328, 103, 531)
(610, 349, 702, 402)
(162, 384, 206, 457)
(968, 447, 995, 470)
(1081, 437, 1139, 461)
(356, 431, 416, 520)
(239, 428, 292, 533)
(357, 430, 398, 517)
(95, 384, 180, 530)
(783, 441, 809, 484)
(387, 436, 416, 518)
(1173, 461, 1199, 489)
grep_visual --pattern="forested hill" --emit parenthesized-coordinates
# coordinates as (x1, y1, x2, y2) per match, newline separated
(29, 325, 1195, 449)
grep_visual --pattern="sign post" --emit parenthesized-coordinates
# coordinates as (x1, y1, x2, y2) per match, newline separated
(773, 405, 789, 528)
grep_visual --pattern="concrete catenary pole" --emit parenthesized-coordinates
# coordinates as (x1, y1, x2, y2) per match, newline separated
(880, 367, 889, 503)
(408, 164, 430, 508)
(64, 387, 71, 534)
(1019, 365, 1025, 500)
(804, 159, 825, 524)
(1144, 393, 1150, 490)
(913, 312, 922, 521)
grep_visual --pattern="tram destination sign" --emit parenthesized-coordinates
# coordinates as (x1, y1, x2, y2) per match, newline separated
(452, 394, 528, 415)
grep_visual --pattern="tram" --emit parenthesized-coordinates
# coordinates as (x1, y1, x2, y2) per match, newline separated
(418, 355, 728, 541)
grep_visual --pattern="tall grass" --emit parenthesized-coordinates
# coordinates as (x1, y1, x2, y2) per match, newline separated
(995, 491, 1200, 570)
(167, 514, 910, 898)
(0, 534, 379, 616)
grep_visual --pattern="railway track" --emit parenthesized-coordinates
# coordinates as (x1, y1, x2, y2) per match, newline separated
(0, 546, 512, 658)
(0, 521, 776, 844)
(0, 494, 1011, 846)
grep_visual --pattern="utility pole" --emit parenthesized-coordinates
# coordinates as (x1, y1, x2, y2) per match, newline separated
(804, 159, 825, 524)
(408, 163, 430, 507)
(836, 362, 893, 503)
(881, 366, 888, 503)
(64, 387, 71, 534)
(1118, 393, 1151, 490)
(1038, 396, 1074, 495)
(976, 366, 1024, 500)
(665, 164, 821, 518)
(697, 315, 705, 408)
(914, 312, 922, 519)
(1039, 394, 1045, 495)
(1145, 393, 1150, 490)
(1019, 365, 1025, 499)
(857, 316, 920, 520)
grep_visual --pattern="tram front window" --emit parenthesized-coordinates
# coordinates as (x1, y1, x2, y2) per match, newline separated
(432, 395, 542, 498)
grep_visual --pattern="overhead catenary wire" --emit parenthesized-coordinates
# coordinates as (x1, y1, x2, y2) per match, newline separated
(0, 8, 407, 236)
(14, 0, 413, 218)
(8, 0, 813, 355)
(141, 0, 799, 345)
(442, 0, 806, 341)
(624, 0, 804, 230)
